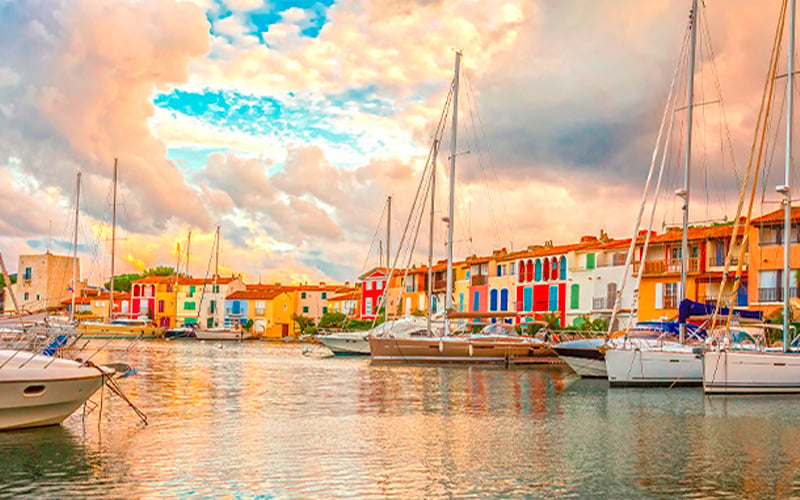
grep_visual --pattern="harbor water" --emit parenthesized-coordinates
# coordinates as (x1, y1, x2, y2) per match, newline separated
(3, 341, 800, 498)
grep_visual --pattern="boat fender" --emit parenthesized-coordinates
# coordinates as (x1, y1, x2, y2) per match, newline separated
(469, 344, 473, 357)
(439, 340, 444, 352)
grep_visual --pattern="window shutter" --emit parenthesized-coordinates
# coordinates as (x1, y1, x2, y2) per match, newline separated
(655, 283, 664, 309)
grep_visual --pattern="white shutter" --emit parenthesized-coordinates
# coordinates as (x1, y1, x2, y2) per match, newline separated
(655, 283, 664, 309)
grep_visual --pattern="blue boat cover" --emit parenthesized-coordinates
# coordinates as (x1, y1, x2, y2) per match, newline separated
(42, 335, 68, 356)
(677, 298, 762, 324)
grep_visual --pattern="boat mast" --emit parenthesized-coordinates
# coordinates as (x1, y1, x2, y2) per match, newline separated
(213, 225, 220, 328)
(109, 158, 117, 321)
(679, 1, 698, 344)
(385, 195, 391, 323)
(427, 139, 440, 334)
(784, 0, 796, 352)
(186, 231, 192, 276)
(70, 172, 81, 323)
(0, 253, 24, 330)
(444, 50, 462, 336)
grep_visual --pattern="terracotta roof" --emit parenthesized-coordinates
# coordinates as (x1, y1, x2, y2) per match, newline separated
(752, 207, 800, 225)
(227, 289, 287, 300)
(60, 296, 91, 305)
(358, 267, 388, 281)
(92, 292, 131, 300)
(133, 275, 176, 284)
(328, 291, 360, 301)
(515, 240, 600, 259)
(645, 223, 741, 244)
(178, 275, 239, 286)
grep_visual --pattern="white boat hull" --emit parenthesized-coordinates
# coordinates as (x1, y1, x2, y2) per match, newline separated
(196, 330, 254, 341)
(0, 350, 111, 430)
(318, 334, 370, 355)
(559, 356, 607, 378)
(605, 345, 702, 386)
(703, 350, 800, 394)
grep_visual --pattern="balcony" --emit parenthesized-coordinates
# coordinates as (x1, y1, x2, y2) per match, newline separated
(433, 278, 449, 292)
(759, 287, 799, 303)
(471, 275, 487, 286)
(593, 297, 617, 310)
(637, 257, 699, 275)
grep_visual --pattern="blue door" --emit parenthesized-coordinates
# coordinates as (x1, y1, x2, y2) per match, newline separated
(738, 282, 748, 306)
(490, 289, 498, 311)
(549, 286, 558, 311)
(500, 289, 509, 311)
(523, 287, 533, 311)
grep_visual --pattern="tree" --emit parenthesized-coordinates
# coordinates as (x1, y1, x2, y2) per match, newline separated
(292, 313, 315, 335)
(243, 319, 254, 332)
(146, 265, 176, 277)
(104, 273, 145, 293)
(318, 311, 347, 329)
(0, 274, 16, 289)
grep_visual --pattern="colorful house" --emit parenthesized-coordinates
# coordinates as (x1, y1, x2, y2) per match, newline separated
(635, 223, 747, 322)
(357, 268, 388, 320)
(295, 283, 340, 321)
(175, 275, 245, 327)
(398, 266, 428, 316)
(487, 248, 523, 320)
(328, 288, 359, 316)
(226, 287, 295, 338)
(748, 208, 798, 313)
(131, 276, 178, 328)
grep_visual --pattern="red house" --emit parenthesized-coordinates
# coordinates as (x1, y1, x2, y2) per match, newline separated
(358, 267, 387, 320)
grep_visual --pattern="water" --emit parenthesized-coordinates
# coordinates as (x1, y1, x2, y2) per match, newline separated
(3, 341, 800, 498)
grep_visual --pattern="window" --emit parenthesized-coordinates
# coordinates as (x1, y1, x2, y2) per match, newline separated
(189, 286, 195, 297)
(560, 256, 567, 280)
(301, 292, 307, 299)
(459, 293, 464, 312)
(543, 258, 551, 281)
(158, 300, 165, 313)
(656, 282, 680, 309)
(500, 289, 509, 311)
(365, 298, 373, 315)
(532, 260, 540, 282)
(472, 291, 480, 311)
(510, 262, 516, 276)
(213, 285, 219, 294)
(303, 306, 309, 313)
(586, 253, 595, 270)
(548, 285, 558, 311)
(24, 292, 29, 300)
(490, 289, 498, 311)
(23, 267, 31, 280)
(570, 284, 580, 309)
(232, 301, 241, 315)
(207, 318, 214, 328)
(496, 264, 502, 277)
(322, 292, 327, 299)
(322, 306, 328, 314)
(210, 300, 216, 314)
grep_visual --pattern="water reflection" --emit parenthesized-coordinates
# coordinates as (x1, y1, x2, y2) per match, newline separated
(4, 342, 800, 497)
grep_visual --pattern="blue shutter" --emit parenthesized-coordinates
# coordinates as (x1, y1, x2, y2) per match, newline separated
(473, 291, 480, 311)
(490, 289, 498, 311)
(500, 289, 509, 311)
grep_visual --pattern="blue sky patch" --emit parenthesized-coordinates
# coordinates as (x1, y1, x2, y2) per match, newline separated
(167, 147, 230, 169)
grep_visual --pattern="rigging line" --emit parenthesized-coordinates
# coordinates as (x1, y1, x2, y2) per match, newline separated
(462, 75, 515, 249)
(609, 20, 689, 336)
(700, 6, 742, 190)
(760, 84, 787, 207)
(462, 75, 503, 250)
(360, 199, 388, 273)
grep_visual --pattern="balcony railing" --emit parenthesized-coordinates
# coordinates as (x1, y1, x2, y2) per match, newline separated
(758, 287, 799, 303)
(433, 278, 448, 291)
(593, 297, 617, 310)
(637, 257, 700, 275)
(471, 275, 487, 286)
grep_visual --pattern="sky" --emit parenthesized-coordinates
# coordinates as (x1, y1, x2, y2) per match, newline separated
(0, 0, 793, 286)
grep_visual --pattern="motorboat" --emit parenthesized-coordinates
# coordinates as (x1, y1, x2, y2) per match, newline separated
(163, 324, 197, 340)
(552, 338, 608, 378)
(195, 327, 254, 341)
(318, 316, 430, 355)
(0, 349, 114, 430)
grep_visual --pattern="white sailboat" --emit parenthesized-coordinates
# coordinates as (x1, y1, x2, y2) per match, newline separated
(604, 0, 707, 386)
(195, 226, 253, 341)
(703, 0, 800, 393)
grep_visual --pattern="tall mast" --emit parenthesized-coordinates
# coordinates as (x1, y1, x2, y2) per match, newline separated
(70, 172, 81, 323)
(384, 196, 391, 323)
(213, 225, 220, 327)
(427, 139, 440, 334)
(109, 158, 118, 321)
(784, 0, 796, 352)
(186, 231, 192, 276)
(679, 1, 698, 344)
(444, 50, 462, 336)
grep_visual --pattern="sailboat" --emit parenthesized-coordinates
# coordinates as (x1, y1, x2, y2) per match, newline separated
(0, 175, 114, 430)
(703, 0, 800, 393)
(368, 51, 551, 364)
(195, 226, 253, 341)
(603, 0, 711, 386)
(77, 159, 162, 339)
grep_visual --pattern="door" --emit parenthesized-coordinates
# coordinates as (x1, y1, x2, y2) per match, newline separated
(281, 323, 289, 337)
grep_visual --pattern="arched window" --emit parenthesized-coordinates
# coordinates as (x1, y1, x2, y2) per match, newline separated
(526, 260, 534, 283)
(500, 289, 509, 311)
(518, 260, 525, 282)
(560, 256, 567, 280)
(552, 258, 558, 281)
(543, 258, 551, 281)
(534, 259, 542, 282)
(490, 289, 498, 311)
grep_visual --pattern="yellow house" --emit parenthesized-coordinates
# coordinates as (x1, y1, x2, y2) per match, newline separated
(226, 286, 297, 338)
(748, 208, 800, 315)
(452, 260, 470, 313)
(636, 223, 745, 322)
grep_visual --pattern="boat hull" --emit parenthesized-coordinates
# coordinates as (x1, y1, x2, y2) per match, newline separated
(0, 350, 111, 430)
(318, 335, 370, 355)
(703, 350, 800, 394)
(77, 323, 162, 339)
(605, 346, 702, 387)
(195, 330, 254, 341)
(369, 336, 552, 364)
(552, 339, 607, 378)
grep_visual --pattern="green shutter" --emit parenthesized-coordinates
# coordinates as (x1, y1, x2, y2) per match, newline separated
(303, 306, 309, 313)
(322, 292, 327, 299)
(570, 284, 580, 309)
(210, 301, 215, 314)
(586, 254, 595, 270)
(323, 306, 328, 314)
